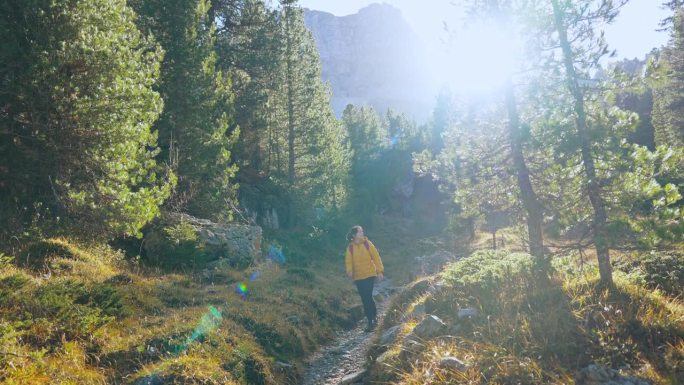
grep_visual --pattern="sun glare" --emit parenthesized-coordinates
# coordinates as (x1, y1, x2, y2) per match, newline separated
(438, 21, 519, 94)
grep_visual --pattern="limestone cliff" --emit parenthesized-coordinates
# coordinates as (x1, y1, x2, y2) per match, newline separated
(304, 4, 434, 122)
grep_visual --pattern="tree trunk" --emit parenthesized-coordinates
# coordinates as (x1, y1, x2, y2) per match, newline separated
(504, 77, 545, 259)
(551, 0, 612, 286)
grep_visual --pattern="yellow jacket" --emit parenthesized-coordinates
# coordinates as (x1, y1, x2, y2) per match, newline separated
(345, 237, 384, 280)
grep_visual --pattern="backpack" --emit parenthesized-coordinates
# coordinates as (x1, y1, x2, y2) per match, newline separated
(348, 240, 370, 256)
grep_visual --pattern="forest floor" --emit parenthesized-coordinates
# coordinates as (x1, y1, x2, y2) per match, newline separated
(302, 278, 395, 385)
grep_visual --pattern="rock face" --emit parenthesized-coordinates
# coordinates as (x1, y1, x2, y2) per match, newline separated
(304, 4, 434, 121)
(144, 213, 262, 268)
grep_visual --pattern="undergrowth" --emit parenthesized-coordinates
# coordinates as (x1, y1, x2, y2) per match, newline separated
(0, 236, 359, 384)
(369, 249, 684, 384)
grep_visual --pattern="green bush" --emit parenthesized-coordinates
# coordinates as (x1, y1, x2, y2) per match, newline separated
(144, 223, 207, 268)
(5, 280, 124, 345)
(441, 250, 537, 288)
(18, 240, 74, 268)
(615, 251, 684, 297)
(285, 267, 315, 282)
(0, 273, 30, 291)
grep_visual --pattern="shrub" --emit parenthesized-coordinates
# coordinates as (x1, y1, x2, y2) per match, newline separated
(614, 251, 684, 297)
(8, 280, 123, 345)
(284, 268, 315, 284)
(441, 250, 537, 289)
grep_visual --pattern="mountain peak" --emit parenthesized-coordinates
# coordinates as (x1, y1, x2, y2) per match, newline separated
(304, 5, 433, 122)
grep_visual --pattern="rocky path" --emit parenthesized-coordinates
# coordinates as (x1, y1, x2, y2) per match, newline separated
(302, 278, 395, 385)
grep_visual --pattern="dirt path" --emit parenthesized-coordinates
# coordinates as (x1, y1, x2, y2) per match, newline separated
(302, 278, 394, 385)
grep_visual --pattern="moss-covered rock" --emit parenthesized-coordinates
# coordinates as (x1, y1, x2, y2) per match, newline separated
(144, 213, 262, 269)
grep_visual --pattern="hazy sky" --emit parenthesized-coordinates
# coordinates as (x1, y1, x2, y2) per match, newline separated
(298, 0, 671, 60)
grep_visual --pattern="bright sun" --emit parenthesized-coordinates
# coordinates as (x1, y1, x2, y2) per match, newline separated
(438, 21, 519, 94)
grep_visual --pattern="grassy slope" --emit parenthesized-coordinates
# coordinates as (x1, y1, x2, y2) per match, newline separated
(0, 237, 361, 384)
(367, 245, 684, 385)
(0, 211, 441, 384)
(3, 224, 680, 385)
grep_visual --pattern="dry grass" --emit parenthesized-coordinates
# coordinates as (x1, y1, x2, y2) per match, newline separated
(369, 249, 684, 385)
(0, 237, 360, 384)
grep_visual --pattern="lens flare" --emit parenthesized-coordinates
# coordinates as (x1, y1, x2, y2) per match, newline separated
(176, 306, 223, 353)
(267, 245, 286, 264)
(235, 282, 248, 298)
(250, 271, 262, 281)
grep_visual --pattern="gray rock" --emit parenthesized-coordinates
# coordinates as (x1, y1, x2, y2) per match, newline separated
(412, 314, 447, 339)
(423, 366, 435, 381)
(145, 213, 262, 268)
(428, 281, 446, 293)
(378, 325, 402, 346)
(375, 350, 395, 366)
(274, 361, 293, 370)
(457, 307, 478, 318)
(338, 370, 366, 385)
(399, 337, 424, 362)
(415, 251, 459, 276)
(438, 356, 468, 371)
(286, 315, 300, 325)
(575, 364, 650, 385)
(133, 375, 163, 385)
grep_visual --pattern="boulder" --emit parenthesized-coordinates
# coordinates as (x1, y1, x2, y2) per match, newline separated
(375, 350, 395, 366)
(412, 315, 447, 339)
(145, 213, 261, 268)
(339, 370, 366, 385)
(399, 337, 424, 362)
(438, 356, 468, 371)
(457, 307, 478, 319)
(575, 364, 650, 385)
(378, 325, 402, 347)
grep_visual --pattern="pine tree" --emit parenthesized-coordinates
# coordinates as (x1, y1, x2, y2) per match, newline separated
(386, 109, 425, 151)
(428, 90, 456, 156)
(342, 104, 390, 222)
(342, 105, 387, 168)
(215, 0, 280, 174)
(214, 0, 350, 226)
(472, 0, 546, 259)
(652, 9, 684, 148)
(277, 1, 350, 224)
(547, 0, 628, 285)
(0, 0, 172, 239)
(130, 0, 239, 221)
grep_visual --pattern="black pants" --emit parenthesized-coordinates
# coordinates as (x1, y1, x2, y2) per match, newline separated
(354, 276, 377, 324)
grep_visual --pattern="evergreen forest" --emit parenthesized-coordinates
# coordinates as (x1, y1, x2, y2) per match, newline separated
(0, 0, 683, 384)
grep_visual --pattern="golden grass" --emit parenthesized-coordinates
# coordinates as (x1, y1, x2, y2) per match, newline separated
(370, 249, 684, 385)
(0, 237, 361, 385)
(2, 341, 108, 385)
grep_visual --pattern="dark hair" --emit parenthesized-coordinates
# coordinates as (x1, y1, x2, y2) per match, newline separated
(347, 225, 362, 242)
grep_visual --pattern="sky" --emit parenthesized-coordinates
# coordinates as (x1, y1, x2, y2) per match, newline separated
(298, 0, 671, 61)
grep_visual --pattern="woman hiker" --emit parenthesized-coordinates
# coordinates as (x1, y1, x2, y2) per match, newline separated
(345, 225, 384, 332)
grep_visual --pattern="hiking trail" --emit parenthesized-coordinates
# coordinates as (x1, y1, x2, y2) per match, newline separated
(301, 278, 395, 385)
